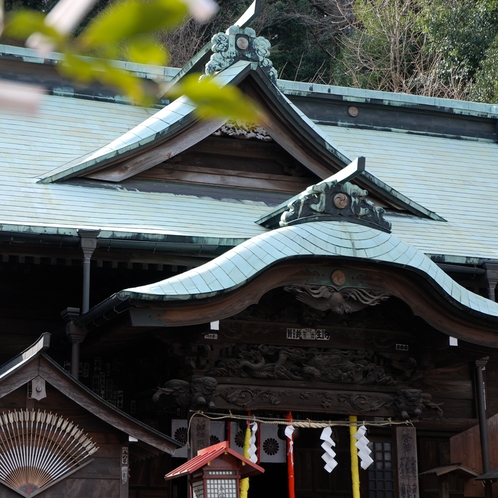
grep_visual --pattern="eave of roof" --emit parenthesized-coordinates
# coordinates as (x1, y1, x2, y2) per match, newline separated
(0, 44, 180, 81)
(165, 441, 265, 480)
(118, 220, 498, 323)
(0, 223, 247, 255)
(0, 334, 179, 454)
(419, 464, 479, 478)
(280, 79, 498, 120)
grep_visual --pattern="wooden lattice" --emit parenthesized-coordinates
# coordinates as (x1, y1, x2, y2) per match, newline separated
(0, 410, 98, 497)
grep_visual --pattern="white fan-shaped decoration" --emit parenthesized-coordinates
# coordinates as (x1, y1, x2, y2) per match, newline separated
(0, 410, 98, 497)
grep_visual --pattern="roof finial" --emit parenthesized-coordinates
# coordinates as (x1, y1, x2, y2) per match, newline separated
(205, 25, 278, 84)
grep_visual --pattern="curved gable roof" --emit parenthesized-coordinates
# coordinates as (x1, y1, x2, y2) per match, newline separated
(113, 219, 498, 347)
(121, 220, 489, 310)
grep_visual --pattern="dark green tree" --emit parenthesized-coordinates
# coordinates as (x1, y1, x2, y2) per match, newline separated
(420, 0, 498, 91)
(331, 0, 498, 100)
(470, 34, 498, 103)
(332, 0, 439, 94)
(161, 0, 349, 82)
(255, 0, 348, 83)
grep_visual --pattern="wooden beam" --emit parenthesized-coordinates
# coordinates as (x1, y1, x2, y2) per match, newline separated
(86, 118, 225, 182)
(139, 164, 314, 193)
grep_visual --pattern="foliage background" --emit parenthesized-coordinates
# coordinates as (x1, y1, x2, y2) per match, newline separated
(5, 0, 498, 103)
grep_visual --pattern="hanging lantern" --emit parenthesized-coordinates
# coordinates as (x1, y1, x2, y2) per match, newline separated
(165, 441, 264, 498)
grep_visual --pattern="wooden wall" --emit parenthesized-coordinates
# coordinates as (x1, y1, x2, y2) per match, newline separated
(450, 413, 498, 497)
(0, 385, 130, 498)
(129, 454, 172, 498)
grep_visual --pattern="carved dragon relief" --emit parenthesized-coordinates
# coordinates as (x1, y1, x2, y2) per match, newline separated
(284, 285, 390, 314)
(150, 378, 443, 419)
(394, 388, 443, 419)
(207, 344, 398, 385)
(215, 386, 443, 418)
(153, 376, 218, 410)
(280, 179, 392, 232)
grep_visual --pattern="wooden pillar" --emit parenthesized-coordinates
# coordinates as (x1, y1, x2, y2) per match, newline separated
(475, 358, 493, 498)
(484, 262, 498, 301)
(439, 477, 449, 498)
(396, 426, 419, 498)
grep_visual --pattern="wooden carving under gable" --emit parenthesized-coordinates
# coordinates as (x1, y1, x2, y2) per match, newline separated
(212, 121, 273, 142)
(214, 385, 443, 419)
(208, 344, 399, 385)
(284, 285, 390, 314)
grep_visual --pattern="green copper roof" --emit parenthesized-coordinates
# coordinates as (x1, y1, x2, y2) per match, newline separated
(120, 220, 498, 320)
(38, 61, 256, 184)
(2, 44, 498, 265)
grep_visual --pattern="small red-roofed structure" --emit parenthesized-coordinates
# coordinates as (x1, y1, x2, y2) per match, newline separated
(165, 441, 264, 498)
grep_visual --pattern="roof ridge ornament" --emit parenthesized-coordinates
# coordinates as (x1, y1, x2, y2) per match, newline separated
(205, 25, 278, 84)
(280, 180, 392, 233)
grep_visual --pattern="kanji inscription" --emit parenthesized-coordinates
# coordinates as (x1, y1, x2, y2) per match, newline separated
(396, 427, 419, 498)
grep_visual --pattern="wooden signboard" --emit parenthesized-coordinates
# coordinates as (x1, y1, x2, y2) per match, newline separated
(190, 417, 211, 458)
(396, 426, 419, 498)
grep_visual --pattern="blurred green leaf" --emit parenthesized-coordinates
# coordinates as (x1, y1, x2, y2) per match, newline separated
(4, 10, 64, 43)
(79, 0, 188, 49)
(59, 52, 153, 104)
(58, 52, 96, 83)
(2, 2, 262, 117)
(170, 74, 261, 122)
(98, 60, 150, 103)
(126, 36, 168, 65)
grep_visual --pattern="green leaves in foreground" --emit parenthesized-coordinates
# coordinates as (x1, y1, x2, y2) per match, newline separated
(59, 52, 153, 104)
(170, 75, 261, 122)
(3, 10, 63, 43)
(2, 0, 260, 122)
(78, 0, 187, 60)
